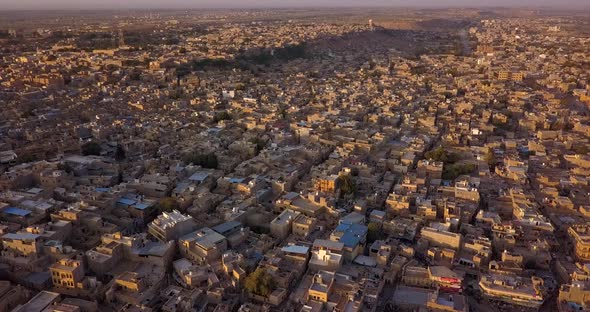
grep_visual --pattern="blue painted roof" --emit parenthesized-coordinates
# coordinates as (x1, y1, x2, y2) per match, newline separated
(3, 207, 31, 217)
(335, 223, 368, 248)
(228, 177, 245, 184)
(133, 203, 150, 210)
(117, 198, 136, 205)
(282, 245, 309, 255)
(189, 171, 209, 182)
(95, 187, 110, 193)
(3, 232, 39, 240)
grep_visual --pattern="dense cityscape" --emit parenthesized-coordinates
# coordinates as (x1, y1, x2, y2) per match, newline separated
(0, 6, 590, 312)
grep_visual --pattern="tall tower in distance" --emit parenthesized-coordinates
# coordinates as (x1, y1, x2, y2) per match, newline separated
(118, 29, 125, 48)
(369, 19, 374, 31)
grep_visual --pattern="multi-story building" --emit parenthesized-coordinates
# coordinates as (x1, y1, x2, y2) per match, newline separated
(307, 271, 335, 303)
(0, 281, 29, 312)
(50, 259, 85, 289)
(270, 209, 301, 239)
(386, 193, 411, 216)
(292, 214, 317, 238)
(1, 232, 42, 257)
(402, 266, 432, 288)
(137, 174, 172, 198)
(569, 223, 590, 262)
(558, 281, 590, 312)
(12, 291, 60, 312)
(417, 160, 443, 180)
(454, 179, 480, 202)
(309, 239, 344, 271)
(421, 227, 463, 251)
(479, 273, 544, 308)
(179, 228, 227, 264)
(491, 222, 517, 253)
(85, 241, 124, 278)
(498, 70, 525, 82)
(313, 175, 338, 194)
(416, 197, 437, 221)
(148, 210, 197, 242)
(330, 223, 367, 262)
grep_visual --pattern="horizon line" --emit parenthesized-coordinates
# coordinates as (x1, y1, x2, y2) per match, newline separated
(0, 4, 589, 12)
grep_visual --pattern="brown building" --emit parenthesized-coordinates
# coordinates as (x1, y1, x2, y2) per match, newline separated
(292, 214, 317, 238)
(558, 281, 590, 311)
(569, 223, 590, 262)
(307, 271, 335, 303)
(50, 259, 85, 289)
(313, 175, 338, 194)
(0, 281, 29, 312)
(417, 160, 443, 180)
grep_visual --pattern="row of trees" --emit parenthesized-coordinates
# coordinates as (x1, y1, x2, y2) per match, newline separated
(182, 152, 218, 169)
(175, 43, 308, 78)
(81, 142, 125, 161)
(442, 163, 477, 180)
(238, 43, 308, 65)
(425, 146, 477, 180)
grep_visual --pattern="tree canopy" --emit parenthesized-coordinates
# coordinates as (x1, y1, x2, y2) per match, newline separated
(157, 197, 179, 213)
(424, 146, 459, 164)
(484, 148, 497, 166)
(81, 141, 102, 156)
(244, 268, 276, 297)
(213, 111, 232, 123)
(367, 222, 381, 244)
(337, 174, 356, 196)
(183, 152, 218, 169)
(115, 144, 126, 161)
(443, 163, 476, 180)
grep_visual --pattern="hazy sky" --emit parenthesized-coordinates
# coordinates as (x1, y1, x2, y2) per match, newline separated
(0, 0, 588, 10)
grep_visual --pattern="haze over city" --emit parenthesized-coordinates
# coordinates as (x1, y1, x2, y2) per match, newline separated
(0, 0, 589, 10)
(0, 2, 590, 312)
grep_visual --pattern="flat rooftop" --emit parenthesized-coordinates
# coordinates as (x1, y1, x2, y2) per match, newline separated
(13, 291, 60, 312)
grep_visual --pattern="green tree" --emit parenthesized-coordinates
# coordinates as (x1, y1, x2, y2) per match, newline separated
(213, 111, 232, 123)
(115, 144, 126, 161)
(424, 146, 447, 162)
(337, 174, 356, 196)
(81, 142, 102, 156)
(425, 147, 461, 165)
(367, 222, 381, 244)
(129, 70, 142, 81)
(278, 107, 287, 119)
(443, 163, 476, 180)
(18, 154, 38, 164)
(57, 162, 73, 174)
(250, 137, 266, 154)
(244, 268, 276, 297)
(183, 152, 218, 169)
(484, 148, 497, 166)
(157, 197, 179, 213)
